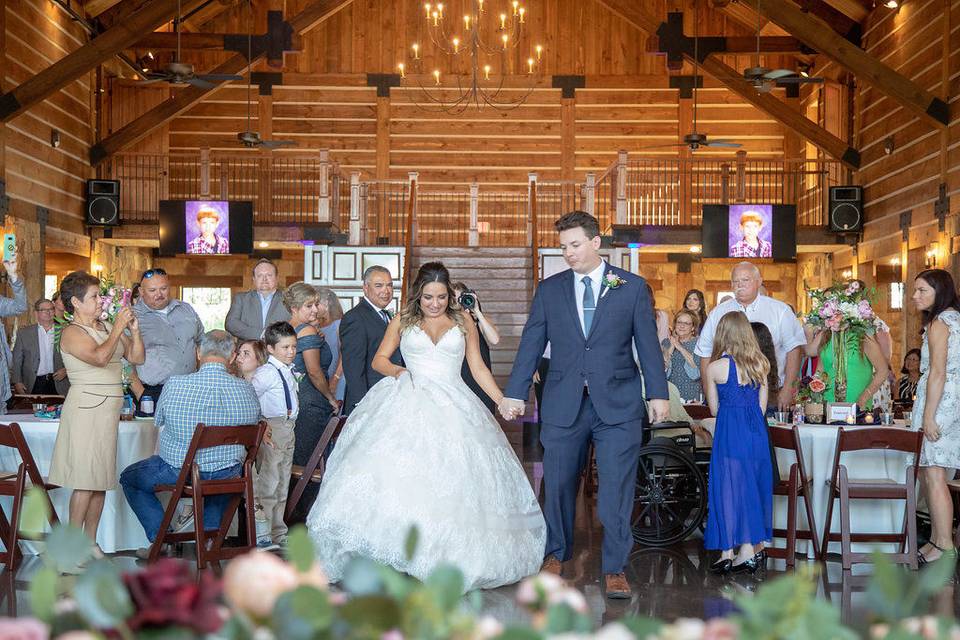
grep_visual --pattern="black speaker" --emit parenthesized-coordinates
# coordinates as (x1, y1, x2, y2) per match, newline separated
(85, 179, 120, 226)
(828, 185, 863, 233)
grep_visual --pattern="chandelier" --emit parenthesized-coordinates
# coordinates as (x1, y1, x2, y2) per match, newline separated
(397, 0, 544, 112)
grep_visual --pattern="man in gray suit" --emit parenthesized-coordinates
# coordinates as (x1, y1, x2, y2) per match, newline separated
(225, 259, 291, 340)
(12, 298, 68, 396)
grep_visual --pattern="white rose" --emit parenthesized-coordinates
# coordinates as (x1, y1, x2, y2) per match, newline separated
(223, 550, 299, 619)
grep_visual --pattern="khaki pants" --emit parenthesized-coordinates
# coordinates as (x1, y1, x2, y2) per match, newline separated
(253, 416, 296, 540)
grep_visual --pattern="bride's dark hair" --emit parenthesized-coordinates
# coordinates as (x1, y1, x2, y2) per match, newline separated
(399, 262, 464, 331)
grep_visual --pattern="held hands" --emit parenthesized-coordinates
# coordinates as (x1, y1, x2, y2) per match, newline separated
(498, 397, 526, 421)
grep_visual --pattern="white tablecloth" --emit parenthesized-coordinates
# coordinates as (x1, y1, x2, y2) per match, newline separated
(772, 422, 914, 558)
(0, 417, 158, 553)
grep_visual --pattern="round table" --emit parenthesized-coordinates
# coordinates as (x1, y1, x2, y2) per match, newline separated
(0, 417, 158, 553)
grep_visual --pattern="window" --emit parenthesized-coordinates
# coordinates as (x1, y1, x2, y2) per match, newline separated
(890, 282, 904, 310)
(181, 287, 232, 331)
(44, 275, 58, 300)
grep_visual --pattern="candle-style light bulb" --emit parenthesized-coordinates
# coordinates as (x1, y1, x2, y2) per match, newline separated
(512, 0, 519, 15)
(412, 43, 420, 59)
(527, 57, 534, 74)
(437, 2, 444, 15)
(433, 69, 441, 85)
(424, 2, 431, 17)
(501, 33, 509, 47)
(518, 7, 525, 22)
(397, 62, 405, 78)
(432, 10, 439, 25)
(452, 37, 460, 52)
(464, 14, 471, 29)
(535, 44, 543, 60)
(499, 12, 506, 28)
(483, 64, 491, 80)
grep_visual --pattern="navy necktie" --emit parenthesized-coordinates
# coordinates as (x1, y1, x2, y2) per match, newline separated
(581, 275, 595, 336)
(271, 364, 293, 416)
(380, 309, 391, 324)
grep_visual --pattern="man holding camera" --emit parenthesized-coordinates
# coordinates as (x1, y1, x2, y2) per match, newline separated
(340, 266, 403, 415)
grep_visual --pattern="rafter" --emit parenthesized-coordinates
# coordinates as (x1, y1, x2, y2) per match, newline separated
(755, 0, 949, 128)
(596, 0, 859, 169)
(821, 0, 870, 22)
(90, 0, 354, 164)
(0, 0, 205, 123)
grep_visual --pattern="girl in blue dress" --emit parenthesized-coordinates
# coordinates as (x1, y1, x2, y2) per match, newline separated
(703, 311, 773, 575)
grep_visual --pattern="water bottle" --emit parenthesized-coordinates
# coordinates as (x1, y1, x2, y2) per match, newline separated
(140, 395, 154, 416)
(793, 403, 805, 426)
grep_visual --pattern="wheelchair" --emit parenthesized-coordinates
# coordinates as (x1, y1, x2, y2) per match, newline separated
(631, 421, 711, 547)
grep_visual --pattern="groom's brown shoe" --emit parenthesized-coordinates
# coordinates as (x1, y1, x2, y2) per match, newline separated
(540, 555, 562, 576)
(604, 573, 631, 599)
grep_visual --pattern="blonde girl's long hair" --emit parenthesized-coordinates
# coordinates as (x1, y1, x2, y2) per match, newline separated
(709, 311, 770, 387)
(399, 262, 464, 332)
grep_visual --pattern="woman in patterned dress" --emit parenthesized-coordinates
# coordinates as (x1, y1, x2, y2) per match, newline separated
(911, 269, 960, 564)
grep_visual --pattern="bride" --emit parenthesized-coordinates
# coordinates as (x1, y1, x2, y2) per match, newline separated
(306, 262, 546, 591)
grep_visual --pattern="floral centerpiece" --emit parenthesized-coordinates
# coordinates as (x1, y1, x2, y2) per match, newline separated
(804, 281, 881, 403)
(797, 371, 829, 421)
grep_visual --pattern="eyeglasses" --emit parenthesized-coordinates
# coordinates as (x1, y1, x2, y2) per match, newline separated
(36, 307, 55, 313)
(141, 268, 167, 280)
(675, 320, 694, 326)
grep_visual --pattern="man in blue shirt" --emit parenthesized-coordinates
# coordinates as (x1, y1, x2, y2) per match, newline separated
(120, 330, 261, 552)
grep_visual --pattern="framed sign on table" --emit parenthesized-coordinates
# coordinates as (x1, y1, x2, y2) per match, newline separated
(826, 402, 857, 423)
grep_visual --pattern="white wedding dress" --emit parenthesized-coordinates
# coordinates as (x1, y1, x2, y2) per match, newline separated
(306, 324, 547, 591)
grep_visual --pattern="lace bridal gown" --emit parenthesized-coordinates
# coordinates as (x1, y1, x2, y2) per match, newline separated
(306, 324, 547, 591)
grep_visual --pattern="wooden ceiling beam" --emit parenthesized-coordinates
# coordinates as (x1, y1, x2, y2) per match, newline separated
(90, 0, 354, 164)
(0, 0, 205, 123)
(755, 0, 949, 128)
(83, 0, 124, 19)
(821, 0, 870, 22)
(182, 0, 240, 32)
(597, 0, 860, 169)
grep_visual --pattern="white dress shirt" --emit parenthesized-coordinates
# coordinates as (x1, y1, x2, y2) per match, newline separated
(258, 292, 275, 328)
(694, 294, 807, 386)
(364, 296, 390, 323)
(252, 355, 300, 420)
(573, 261, 607, 335)
(36, 324, 55, 376)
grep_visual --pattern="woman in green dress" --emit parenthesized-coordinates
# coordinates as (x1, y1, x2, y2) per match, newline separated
(812, 329, 889, 409)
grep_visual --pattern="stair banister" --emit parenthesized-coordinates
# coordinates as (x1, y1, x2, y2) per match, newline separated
(401, 172, 419, 306)
(529, 172, 539, 287)
(348, 172, 362, 245)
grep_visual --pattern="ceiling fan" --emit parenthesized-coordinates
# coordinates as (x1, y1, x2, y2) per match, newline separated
(235, 2, 296, 149)
(647, 1, 742, 151)
(138, 0, 244, 88)
(743, 0, 823, 93)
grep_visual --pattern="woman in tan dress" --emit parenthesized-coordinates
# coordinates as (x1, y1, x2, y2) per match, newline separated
(49, 271, 144, 545)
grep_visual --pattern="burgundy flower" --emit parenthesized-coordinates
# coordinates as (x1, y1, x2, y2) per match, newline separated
(122, 559, 225, 633)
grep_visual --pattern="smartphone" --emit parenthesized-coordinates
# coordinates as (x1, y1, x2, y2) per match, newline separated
(2, 234, 15, 262)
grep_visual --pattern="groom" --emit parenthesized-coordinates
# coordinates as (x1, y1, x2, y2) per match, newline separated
(500, 211, 669, 599)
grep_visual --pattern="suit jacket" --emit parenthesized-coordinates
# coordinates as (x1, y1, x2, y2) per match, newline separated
(12, 323, 69, 396)
(225, 290, 291, 340)
(505, 264, 668, 427)
(340, 300, 402, 415)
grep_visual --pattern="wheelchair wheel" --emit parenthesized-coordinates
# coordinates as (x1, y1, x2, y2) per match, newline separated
(632, 443, 707, 547)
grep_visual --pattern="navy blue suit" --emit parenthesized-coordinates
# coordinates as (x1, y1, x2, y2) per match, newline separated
(505, 262, 668, 573)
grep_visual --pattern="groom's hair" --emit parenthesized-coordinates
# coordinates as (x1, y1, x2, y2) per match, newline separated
(555, 211, 600, 239)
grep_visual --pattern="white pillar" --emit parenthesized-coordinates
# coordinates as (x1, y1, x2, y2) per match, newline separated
(615, 150, 628, 225)
(408, 171, 419, 246)
(527, 172, 538, 247)
(318, 149, 330, 223)
(468, 182, 479, 247)
(349, 172, 361, 245)
(584, 172, 596, 216)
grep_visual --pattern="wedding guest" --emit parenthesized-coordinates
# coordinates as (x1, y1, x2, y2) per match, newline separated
(683, 289, 708, 330)
(704, 311, 772, 575)
(119, 330, 259, 552)
(225, 259, 291, 340)
(695, 262, 806, 411)
(911, 269, 960, 564)
(661, 310, 702, 402)
(646, 283, 671, 342)
(751, 322, 780, 412)
(129, 268, 204, 415)
(251, 322, 301, 549)
(453, 282, 500, 412)
(896, 348, 922, 402)
(51, 271, 144, 545)
(231, 339, 267, 381)
(129, 283, 141, 308)
(51, 292, 66, 322)
(12, 298, 69, 396)
(284, 283, 337, 475)
(0, 253, 27, 412)
(314, 286, 345, 403)
(341, 266, 402, 415)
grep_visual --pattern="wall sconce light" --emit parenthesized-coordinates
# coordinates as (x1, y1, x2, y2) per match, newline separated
(925, 244, 938, 268)
(883, 136, 895, 155)
(891, 256, 901, 266)
(884, 0, 899, 8)
(841, 269, 853, 279)
(92, 263, 104, 275)
(50, 130, 60, 148)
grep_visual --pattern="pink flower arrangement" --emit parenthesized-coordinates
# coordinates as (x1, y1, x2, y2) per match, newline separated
(98, 280, 132, 323)
(804, 281, 880, 339)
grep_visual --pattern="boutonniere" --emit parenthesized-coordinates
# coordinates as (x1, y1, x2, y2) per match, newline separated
(603, 272, 627, 290)
(291, 368, 305, 384)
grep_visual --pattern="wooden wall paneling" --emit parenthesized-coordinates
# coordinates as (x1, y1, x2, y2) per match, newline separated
(560, 96, 575, 181)
(376, 94, 389, 179)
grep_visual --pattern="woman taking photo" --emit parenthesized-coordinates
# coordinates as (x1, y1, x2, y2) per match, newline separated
(49, 271, 145, 547)
(661, 310, 702, 402)
(911, 269, 960, 564)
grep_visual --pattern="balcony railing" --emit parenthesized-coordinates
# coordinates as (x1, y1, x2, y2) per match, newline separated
(101, 149, 842, 247)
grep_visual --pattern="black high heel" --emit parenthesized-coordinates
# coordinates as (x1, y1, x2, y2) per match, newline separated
(731, 551, 765, 575)
(710, 558, 733, 575)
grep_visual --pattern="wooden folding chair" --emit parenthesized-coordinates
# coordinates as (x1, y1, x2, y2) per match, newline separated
(0, 422, 60, 569)
(285, 415, 347, 521)
(6, 396, 64, 412)
(819, 427, 923, 570)
(150, 421, 267, 569)
(767, 424, 820, 566)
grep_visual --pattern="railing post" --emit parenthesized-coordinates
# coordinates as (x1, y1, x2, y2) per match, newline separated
(615, 150, 628, 225)
(318, 149, 330, 223)
(735, 149, 747, 203)
(349, 171, 361, 245)
(529, 172, 539, 285)
(584, 172, 596, 216)
(720, 163, 730, 205)
(199, 148, 210, 197)
(469, 182, 480, 247)
(407, 172, 419, 246)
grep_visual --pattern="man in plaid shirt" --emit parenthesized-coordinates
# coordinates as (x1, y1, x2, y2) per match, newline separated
(120, 330, 260, 548)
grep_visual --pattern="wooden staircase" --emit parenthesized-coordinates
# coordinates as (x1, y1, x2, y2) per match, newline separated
(410, 247, 535, 445)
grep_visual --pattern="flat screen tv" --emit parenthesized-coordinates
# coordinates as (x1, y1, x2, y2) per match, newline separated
(158, 200, 254, 257)
(701, 204, 797, 261)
